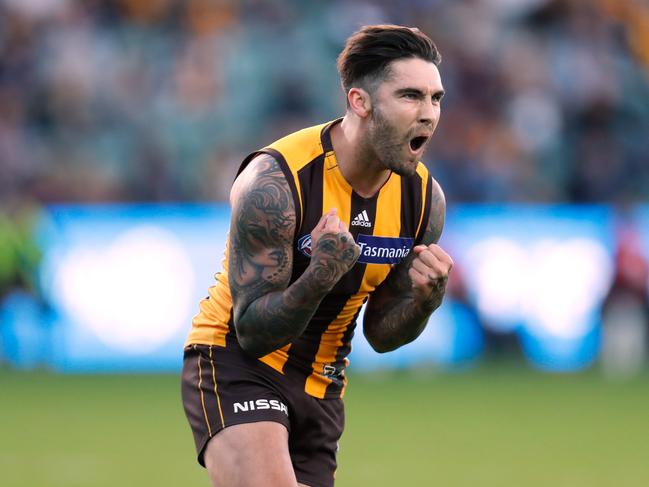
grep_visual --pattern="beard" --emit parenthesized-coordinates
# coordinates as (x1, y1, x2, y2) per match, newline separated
(366, 104, 418, 177)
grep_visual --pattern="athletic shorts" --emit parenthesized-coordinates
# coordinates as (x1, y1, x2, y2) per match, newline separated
(181, 340, 345, 487)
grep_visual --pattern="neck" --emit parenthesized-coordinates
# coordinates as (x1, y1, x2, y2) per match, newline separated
(330, 115, 392, 198)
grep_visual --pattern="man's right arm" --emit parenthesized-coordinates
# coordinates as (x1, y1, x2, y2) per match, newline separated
(228, 153, 359, 358)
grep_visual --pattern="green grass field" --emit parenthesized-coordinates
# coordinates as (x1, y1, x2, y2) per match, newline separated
(1, 364, 648, 486)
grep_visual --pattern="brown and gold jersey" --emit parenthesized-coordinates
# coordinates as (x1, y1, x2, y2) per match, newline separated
(186, 119, 434, 399)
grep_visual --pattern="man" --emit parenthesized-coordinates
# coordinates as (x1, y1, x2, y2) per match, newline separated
(182, 24, 453, 487)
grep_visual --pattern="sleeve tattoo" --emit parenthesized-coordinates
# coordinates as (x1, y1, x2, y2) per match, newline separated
(362, 178, 447, 353)
(228, 154, 350, 357)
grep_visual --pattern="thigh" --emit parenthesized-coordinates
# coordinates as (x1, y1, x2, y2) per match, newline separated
(182, 344, 342, 487)
(205, 422, 297, 487)
(181, 344, 291, 466)
(289, 395, 344, 487)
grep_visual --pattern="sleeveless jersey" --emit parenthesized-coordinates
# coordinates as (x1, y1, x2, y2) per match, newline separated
(186, 119, 433, 399)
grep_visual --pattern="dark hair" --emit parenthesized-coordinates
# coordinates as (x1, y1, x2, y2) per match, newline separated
(337, 24, 442, 94)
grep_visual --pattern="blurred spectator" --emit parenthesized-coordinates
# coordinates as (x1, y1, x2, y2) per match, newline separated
(0, 193, 48, 366)
(0, 195, 42, 302)
(600, 218, 649, 379)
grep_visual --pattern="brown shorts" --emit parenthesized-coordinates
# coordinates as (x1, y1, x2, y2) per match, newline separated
(181, 340, 344, 487)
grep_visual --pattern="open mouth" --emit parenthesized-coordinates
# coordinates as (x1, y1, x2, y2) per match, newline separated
(409, 136, 428, 152)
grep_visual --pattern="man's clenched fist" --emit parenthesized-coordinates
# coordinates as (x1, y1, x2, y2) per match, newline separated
(409, 243, 453, 306)
(308, 208, 361, 289)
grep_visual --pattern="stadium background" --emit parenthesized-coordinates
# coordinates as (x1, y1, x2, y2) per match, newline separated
(1, 0, 649, 485)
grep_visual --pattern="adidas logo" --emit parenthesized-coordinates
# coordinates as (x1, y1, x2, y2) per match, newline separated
(351, 210, 372, 228)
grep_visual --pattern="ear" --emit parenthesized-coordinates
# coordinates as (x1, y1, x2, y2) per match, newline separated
(347, 87, 372, 118)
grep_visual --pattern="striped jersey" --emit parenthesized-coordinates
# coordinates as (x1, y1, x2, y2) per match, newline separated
(186, 118, 434, 399)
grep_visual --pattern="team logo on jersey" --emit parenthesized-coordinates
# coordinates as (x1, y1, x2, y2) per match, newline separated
(356, 234, 414, 264)
(298, 233, 413, 264)
(297, 234, 312, 257)
(351, 210, 372, 228)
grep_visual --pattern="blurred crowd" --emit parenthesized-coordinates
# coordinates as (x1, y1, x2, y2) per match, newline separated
(1, 0, 649, 206)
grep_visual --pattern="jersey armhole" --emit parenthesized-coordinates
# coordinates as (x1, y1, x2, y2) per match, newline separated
(414, 174, 433, 245)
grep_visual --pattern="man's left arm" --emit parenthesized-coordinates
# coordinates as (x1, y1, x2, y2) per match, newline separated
(363, 179, 453, 353)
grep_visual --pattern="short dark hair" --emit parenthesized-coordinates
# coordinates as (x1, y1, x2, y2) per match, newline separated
(336, 24, 442, 94)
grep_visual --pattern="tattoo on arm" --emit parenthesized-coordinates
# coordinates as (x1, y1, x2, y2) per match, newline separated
(363, 178, 447, 352)
(228, 154, 336, 357)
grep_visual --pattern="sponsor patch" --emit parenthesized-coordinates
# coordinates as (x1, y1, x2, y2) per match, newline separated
(233, 398, 289, 416)
(356, 234, 414, 264)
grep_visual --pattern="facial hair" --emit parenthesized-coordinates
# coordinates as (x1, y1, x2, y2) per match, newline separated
(367, 103, 418, 177)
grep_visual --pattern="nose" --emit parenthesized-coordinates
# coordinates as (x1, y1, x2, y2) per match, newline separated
(418, 98, 438, 126)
